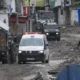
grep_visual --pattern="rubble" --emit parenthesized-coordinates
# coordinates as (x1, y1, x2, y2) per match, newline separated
(0, 25, 79, 80)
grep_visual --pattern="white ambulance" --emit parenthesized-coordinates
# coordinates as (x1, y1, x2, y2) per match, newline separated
(18, 32, 49, 64)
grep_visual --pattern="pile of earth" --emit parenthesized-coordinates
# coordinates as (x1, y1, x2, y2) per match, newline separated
(61, 25, 80, 34)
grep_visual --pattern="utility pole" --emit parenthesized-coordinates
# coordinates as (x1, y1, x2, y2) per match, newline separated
(27, 0, 36, 32)
(28, 0, 33, 32)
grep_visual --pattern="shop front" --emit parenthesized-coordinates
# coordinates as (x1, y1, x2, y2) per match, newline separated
(9, 15, 28, 35)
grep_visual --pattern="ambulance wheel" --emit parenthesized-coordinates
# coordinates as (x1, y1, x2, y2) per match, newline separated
(46, 56, 49, 63)
(42, 58, 46, 63)
(42, 55, 45, 63)
(42, 56, 45, 63)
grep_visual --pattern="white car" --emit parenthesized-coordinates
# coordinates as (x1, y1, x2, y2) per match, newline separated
(18, 32, 49, 64)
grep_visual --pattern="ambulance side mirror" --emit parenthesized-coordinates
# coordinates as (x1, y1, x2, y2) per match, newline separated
(44, 44, 48, 50)
(45, 44, 48, 46)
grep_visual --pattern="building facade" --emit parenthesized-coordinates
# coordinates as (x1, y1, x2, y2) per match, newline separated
(70, 0, 80, 25)
(49, 0, 73, 25)
(49, 0, 65, 25)
(23, 0, 46, 10)
(0, 0, 9, 26)
(8, 0, 29, 35)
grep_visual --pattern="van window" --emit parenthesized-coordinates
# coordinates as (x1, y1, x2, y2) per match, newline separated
(20, 38, 44, 46)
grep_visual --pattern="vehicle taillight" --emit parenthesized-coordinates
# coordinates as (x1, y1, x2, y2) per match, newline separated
(2, 52, 4, 55)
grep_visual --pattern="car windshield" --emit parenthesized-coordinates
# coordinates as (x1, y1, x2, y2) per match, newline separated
(44, 25, 59, 29)
(19, 38, 44, 46)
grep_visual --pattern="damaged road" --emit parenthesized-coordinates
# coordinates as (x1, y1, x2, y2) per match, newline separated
(0, 26, 80, 80)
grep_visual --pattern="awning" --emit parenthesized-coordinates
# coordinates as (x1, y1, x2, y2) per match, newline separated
(49, 0, 56, 8)
(49, 0, 61, 8)
(0, 20, 9, 31)
(36, 0, 45, 7)
(9, 16, 28, 23)
(23, 0, 45, 7)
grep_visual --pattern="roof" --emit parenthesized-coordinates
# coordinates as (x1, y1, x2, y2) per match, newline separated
(22, 34, 44, 39)
(0, 20, 9, 31)
(49, 0, 62, 8)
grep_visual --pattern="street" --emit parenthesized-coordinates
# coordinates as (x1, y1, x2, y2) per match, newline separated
(0, 0, 80, 80)
(0, 26, 79, 80)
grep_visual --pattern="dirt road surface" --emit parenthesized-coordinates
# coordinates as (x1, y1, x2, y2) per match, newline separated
(0, 26, 80, 80)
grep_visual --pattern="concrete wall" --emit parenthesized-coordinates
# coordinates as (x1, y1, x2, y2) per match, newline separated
(55, 0, 61, 7)
(58, 7, 65, 25)
(9, 22, 27, 35)
(71, 9, 78, 25)
(15, 0, 22, 15)
(0, 13, 9, 26)
(17, 23, 27, 35)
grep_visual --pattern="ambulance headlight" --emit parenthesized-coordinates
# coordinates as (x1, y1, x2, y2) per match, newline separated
(19, 51, 22, 53)
(56, 33, 59, 35)
(46, 33, 49, 35)
(39, 51, 43, 53)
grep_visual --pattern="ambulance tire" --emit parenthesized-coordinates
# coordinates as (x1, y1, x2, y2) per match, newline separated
(45, 56, 49, 63)
(42, 55, 46, 63)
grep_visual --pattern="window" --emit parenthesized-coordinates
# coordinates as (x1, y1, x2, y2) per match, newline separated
(20, 38, 44, 46)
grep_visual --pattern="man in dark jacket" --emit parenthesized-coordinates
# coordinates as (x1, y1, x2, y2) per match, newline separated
(8, 40, 15, 64)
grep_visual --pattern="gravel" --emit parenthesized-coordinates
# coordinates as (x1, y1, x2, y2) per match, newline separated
(0, 25, 80, 80)
(49, 25, 80, 77)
